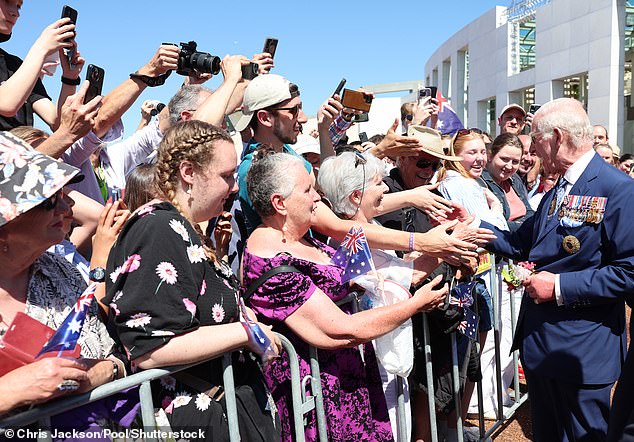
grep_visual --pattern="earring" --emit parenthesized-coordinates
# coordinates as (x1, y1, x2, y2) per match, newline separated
(281, 217, 288, 243)
(186, 184, 192, 195)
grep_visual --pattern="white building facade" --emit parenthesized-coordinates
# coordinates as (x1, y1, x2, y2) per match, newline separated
(425, 0, 631, 153)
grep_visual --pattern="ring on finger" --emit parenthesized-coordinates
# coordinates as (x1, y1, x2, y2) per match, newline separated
(57, 379, 80, 392)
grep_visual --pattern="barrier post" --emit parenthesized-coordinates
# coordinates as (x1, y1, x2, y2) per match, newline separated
(222, 353, 240, 442)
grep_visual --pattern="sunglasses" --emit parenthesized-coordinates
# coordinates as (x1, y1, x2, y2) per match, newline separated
(416, 159, 442, 171)
(404, 115, 413, 122)
(41, 189, 64, 211)
(269, 103, 303, 118)
(455, 128, 484, 137)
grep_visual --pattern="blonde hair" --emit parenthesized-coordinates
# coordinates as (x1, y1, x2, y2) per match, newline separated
(155, 120, 233, 263)
(9, 126, 49, 148)
(437, 130, 485, 181)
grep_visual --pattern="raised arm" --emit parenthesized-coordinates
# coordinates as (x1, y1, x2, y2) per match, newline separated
(284, 275, 446, 349)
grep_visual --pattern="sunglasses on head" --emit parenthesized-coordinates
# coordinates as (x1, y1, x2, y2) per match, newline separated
(415, 158, 442, 171)
(455, 128, 484, 137)
(269, 103, 303, 118)
(41, 189, 64, 211)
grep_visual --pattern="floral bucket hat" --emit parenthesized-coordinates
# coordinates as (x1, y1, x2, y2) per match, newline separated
(0, 131, 83, 227)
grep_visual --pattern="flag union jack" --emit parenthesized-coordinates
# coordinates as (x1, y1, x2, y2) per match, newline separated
(340, 227, 366, 254)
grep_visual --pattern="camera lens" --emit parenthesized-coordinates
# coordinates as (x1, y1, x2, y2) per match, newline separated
(189, 52, 221, 75)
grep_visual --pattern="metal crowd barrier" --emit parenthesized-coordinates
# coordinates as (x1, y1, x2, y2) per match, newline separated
(0, 258, 525, 442)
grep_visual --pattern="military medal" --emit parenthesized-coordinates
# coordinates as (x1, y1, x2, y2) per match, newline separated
(562, 235, 581, 254)
(548, 197, 557, 216)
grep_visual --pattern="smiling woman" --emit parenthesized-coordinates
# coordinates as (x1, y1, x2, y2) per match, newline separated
(0, 132, 129, 427)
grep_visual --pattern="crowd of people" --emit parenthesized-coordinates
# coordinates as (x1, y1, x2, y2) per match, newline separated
(1, 2, 634, 442)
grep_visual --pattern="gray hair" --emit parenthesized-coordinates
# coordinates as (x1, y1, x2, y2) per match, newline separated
(168, 85, 212, 126)
(534, 98, 593, 148)
(247, 152, 306, 218)
(318, 152, 385, 218)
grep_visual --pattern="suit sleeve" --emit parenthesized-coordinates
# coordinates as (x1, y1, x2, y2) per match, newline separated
(481, 215, 535, 262)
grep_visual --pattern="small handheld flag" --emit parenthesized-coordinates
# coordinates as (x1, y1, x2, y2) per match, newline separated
(36, 282, 98, 358)
(458, 307, 479, 341)
(238, 298, 277, 363)
(331, 226, 375, 283)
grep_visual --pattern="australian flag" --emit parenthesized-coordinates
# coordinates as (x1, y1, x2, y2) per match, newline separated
(36, 282, 98, 358)
(449, 280, 475, 308)
(458, 307, 479, 341)
(331, 226, 375, 284)
(429, 90, 464, 136)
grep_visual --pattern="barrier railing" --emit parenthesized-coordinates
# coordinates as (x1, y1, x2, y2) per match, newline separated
(0, 255, 527, 442)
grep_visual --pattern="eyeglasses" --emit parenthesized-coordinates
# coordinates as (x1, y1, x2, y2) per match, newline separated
(269, 103, 303, 118)
(415, 159, 442, 171)
(41, 189, 64, 211)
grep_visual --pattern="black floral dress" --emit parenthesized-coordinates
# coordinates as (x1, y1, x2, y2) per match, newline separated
(104, 202, 276, 441)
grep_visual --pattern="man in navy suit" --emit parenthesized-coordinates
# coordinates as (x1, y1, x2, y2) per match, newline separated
(481, 98, 634, 441)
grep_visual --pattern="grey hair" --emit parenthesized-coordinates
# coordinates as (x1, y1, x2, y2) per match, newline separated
(534, 98, 593, 148)
(318, 152, 386, 218)
(247, 152, 306, 218)
(168, 85, 212, 125)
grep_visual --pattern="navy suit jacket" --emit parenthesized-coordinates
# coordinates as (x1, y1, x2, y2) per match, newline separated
(482, 153, 634, 384)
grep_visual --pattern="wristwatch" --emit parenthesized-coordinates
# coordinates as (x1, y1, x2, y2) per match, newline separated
(89, 267, 106, 282)
(129, 71, 171, 87)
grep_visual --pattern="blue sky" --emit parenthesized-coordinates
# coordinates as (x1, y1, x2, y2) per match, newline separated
(8, 0, 503, 133)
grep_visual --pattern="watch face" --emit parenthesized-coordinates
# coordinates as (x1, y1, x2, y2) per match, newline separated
(90, 267, 106, 282)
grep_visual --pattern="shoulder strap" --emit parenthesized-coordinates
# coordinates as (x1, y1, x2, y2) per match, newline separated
(243, 264, 299, 301)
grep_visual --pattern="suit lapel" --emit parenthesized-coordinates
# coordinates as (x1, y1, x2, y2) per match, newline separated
(533, 154, 601, 247)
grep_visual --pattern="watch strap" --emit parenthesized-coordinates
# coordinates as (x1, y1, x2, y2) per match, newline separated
(129, 71, 171, 87)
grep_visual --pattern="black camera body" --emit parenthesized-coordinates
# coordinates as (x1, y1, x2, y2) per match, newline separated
(242, 62, 259, 80)
(175, 41, 221, 77)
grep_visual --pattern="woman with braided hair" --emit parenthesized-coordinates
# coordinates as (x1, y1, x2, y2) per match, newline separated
(103, 120, 281, 441)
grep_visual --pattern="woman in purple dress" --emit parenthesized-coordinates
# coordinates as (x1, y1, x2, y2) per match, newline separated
(243, 153, 449, 442)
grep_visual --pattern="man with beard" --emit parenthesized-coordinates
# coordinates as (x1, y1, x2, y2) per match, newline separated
(234, 74, 310, 234)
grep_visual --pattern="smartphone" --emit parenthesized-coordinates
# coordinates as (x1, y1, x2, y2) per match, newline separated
(418, 87, 432, 101)
(341, 89, 373, 112)
(353, 113, 369, 123)
(84, 64, 104, 104)
(332, 78, 346, 98)
(263, 37, 278, 59)
(359, 132, 368, 143)
(61, 6, 78, 66)
(61, 5, 77, 42)
(529, 104, 541, 114)
(242, 62, 259, 80)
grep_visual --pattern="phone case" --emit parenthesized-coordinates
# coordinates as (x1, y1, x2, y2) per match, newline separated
(341, 89, 373, 112)
(84, 65, 105, 104)
(263, 38, 278, 58)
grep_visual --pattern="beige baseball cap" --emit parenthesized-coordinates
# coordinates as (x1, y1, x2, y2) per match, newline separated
(407, 125, 462, 161)
(499, 103, 526, 119)
(234, 74, 299, 132)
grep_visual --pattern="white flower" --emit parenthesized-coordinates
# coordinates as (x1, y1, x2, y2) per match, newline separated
(112, 291, 124, 302)
(109, 266, 122, 283)
(169, 219, 190, 242)
(187, 244, 206, 263)
(172, 392, 192, 409)
(151, 330, 175, 337)
(160, 376, 177, 391)
(125, 312, 152, 329)
(195, 393, 211, 411)
(156, 262, 178, 285)
(109, 303, 120, 316)
(212, 304, 225, 323)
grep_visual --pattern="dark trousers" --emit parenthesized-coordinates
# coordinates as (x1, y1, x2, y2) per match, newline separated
(525, 367, 612, 442)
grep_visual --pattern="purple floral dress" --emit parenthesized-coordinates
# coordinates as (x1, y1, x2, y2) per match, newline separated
(242, 236, 394, 442)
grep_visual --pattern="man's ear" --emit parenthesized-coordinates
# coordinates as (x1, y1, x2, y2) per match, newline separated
(553, 127, 564, 147)
(256, 109, 274, 129)
(179, 160, 195, 187)
(180, 110, 194, 122)
(270, 193, 287, 215)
